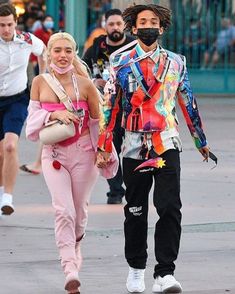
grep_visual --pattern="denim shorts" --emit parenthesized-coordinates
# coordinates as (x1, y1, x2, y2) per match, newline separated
(0, 90, 29, 140)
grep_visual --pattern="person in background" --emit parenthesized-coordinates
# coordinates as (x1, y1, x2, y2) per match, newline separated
(184, 18, 204, 68)
(83, 13, 106, 54)
(19, 15, 54, 175)
(26, 32, 100, 294)
(96, 4, 210, 293)
(83, 8, 136, 204)
(0, 3, 46, 215)
(32, 14, 54, 73)
(23, 12, 37, 33)
(202, 17, 235, 68)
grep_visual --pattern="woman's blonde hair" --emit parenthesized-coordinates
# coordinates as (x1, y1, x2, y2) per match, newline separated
(47, 32, 90, 78)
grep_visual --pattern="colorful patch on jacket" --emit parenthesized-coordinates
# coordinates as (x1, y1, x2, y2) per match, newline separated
(16, 30, 32, 45)
(134, 157, 166, 171)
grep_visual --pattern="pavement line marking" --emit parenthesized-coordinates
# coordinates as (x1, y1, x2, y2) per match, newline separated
(1, 221, 235, 234)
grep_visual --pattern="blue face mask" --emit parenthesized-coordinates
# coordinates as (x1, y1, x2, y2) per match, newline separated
(44, 21, 54, 30)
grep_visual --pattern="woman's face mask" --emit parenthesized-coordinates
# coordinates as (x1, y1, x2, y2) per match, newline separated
(50, 63, 74, 74)
(44, 20, 54, 30)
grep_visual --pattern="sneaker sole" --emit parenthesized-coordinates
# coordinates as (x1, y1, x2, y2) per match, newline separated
(126, 284, 145, 293)
(163, 285, 182, 293)
(1, 205, 14, 215)
(127, 289, 145, 293)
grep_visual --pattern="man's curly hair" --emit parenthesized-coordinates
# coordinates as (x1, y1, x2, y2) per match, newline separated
(122, 4, 171, 32)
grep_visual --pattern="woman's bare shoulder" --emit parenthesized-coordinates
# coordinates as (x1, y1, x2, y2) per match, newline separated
(32, 74, 46, 86)
(31, 74, 52, 101)
(77, 74, 93, 87)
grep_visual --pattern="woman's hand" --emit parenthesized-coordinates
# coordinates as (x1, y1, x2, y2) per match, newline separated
(96, 151, 111, 168)
(49, 110, 80, 125)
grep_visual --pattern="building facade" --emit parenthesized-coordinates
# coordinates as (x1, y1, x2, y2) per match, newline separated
(9, 0, 235, 94)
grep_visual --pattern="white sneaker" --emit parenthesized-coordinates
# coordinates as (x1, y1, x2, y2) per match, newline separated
(1, 193, 14, 215)
(126, 267, 145, 293)
(152, 275, 182, 293)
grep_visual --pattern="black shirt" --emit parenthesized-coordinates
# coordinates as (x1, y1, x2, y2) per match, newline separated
(82, 34, 135, 77)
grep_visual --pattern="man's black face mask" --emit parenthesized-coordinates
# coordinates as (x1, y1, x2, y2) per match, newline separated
(136, 28, 160, 46)
(108, 31, 124, 42)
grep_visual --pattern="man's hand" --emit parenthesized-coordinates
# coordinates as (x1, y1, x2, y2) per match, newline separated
(198, 145, 210, 161)
(96, 151, 111, 168)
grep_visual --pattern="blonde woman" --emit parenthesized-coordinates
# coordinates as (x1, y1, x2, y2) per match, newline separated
(26, 32, 100, 293)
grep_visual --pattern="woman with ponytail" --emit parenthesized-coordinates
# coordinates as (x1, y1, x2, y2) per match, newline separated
(25, 32, 100, 293)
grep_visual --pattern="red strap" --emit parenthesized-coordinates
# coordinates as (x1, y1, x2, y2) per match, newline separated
(148, 82, 162, 97)
(129, 48, 136, 59)
(147, 56, 166, 97)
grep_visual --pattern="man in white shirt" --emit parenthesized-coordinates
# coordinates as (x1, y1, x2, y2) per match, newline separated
(0, 3, 46, 215)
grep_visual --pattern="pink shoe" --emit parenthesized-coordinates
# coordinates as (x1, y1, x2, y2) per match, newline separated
(64, 272, 80, 293)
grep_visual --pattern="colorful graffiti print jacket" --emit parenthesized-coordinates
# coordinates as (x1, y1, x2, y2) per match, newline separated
(98, 43, 207, 159)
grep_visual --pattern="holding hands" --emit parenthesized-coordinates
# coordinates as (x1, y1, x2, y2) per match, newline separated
(96, 151, 111, 168)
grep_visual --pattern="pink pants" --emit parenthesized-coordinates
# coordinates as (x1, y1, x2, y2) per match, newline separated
(41, 134, 99, 276)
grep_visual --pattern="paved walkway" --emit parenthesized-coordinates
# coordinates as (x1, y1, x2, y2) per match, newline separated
(0, 97, 235, 294)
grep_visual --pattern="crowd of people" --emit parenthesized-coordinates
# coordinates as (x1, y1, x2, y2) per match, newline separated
(0, 2, 215, 294)
(202, 17, 235, 69)
(164, 0, 235, 69)
(181, 15, 235, 69)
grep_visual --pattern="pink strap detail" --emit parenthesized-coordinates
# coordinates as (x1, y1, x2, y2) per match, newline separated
(41, 100, 88, 112)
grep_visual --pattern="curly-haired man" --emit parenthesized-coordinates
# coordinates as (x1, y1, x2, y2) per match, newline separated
(97, 4, 210, 293)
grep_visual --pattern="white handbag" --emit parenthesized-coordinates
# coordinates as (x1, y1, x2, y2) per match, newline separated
(39, 119, 75, 145)
(39, 74, 76, 145)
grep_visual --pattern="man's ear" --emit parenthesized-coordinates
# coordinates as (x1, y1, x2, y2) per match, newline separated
(159, 27, 164, 35)
(132, 26, 137, 35)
